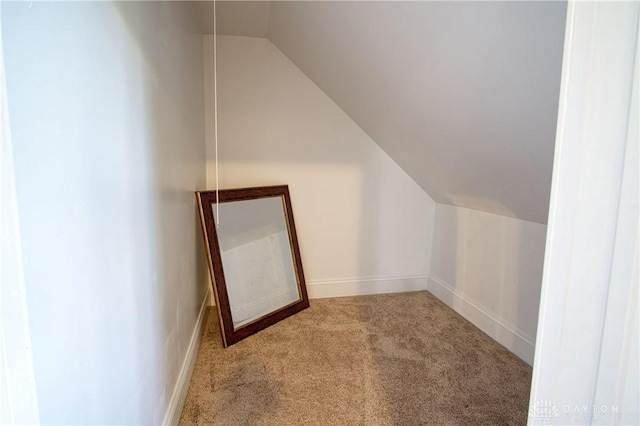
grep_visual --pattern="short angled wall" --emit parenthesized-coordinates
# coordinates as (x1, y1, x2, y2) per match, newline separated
(427, 275, 535, 365)
(429, 204, 547, 365)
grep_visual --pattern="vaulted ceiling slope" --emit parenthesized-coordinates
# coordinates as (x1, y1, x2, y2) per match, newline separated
(204, 1, 567, 224)
(197, 1, 270, 38)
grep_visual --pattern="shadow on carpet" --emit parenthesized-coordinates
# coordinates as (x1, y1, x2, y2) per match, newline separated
(179, 291, 532, 425)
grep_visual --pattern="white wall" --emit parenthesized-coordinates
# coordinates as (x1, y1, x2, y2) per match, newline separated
(0, 5, 39, 422)
(429, 204, 547, 364)
(2, 2, 207, 424)
(205, 35, 436, 298)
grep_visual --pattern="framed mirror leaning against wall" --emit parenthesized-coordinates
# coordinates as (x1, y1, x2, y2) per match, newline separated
(196, 185, 309, 347)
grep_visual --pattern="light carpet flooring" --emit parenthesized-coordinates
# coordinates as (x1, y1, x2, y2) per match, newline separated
(179, 291, 532, 425)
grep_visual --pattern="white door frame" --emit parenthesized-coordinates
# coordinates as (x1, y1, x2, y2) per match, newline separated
(529, 1, 639, 425)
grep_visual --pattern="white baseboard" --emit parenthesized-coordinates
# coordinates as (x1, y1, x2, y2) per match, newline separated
(306, 275, 428, 299)
(427, 275, 535, 365)
(162, 290, 210, 426)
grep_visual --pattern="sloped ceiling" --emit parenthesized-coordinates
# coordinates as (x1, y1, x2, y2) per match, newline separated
(196, 1, 270, 37)
(204, 1, 567, 224)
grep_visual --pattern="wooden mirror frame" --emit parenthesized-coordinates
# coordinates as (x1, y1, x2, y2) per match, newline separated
(196, 185, 309, 347)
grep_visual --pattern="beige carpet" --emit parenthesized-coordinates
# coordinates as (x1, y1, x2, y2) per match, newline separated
(179, 291, 532, 425)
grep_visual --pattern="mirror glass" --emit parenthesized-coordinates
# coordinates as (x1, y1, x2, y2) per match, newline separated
(214, 196, 300, 329)
(196, 185, 309, 347)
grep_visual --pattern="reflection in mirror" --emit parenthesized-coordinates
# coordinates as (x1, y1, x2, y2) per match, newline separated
(196, 185, 309, 347)
(214, 196, 300, 329)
